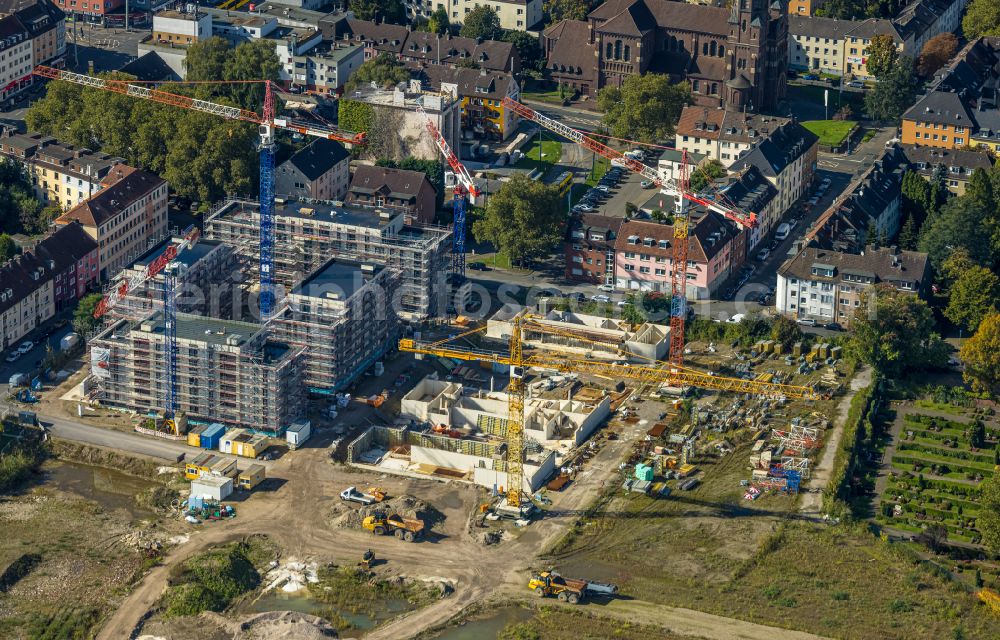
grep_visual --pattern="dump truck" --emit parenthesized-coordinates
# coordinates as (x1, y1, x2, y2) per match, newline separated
(528, 571, 618, 604)
(362, 514, 425, 542)
(340, 487, 378, 505)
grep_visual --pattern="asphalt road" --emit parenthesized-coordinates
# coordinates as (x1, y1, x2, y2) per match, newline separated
(521, 99, 603, 130)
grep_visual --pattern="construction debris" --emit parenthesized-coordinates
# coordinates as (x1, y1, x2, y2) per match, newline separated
(332, 494, 445, 532)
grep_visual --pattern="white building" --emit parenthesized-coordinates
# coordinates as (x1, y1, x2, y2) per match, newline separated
(405, 0, 542, 31)
(0, 17, 33, 106)
(151, 9, 212, 45)
(345, 83, 461, 162)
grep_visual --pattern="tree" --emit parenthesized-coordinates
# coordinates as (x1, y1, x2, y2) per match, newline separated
(960, 313, 1000, 397)
(472, 174, 563, 266)
(72, 293, 104, 335)
(918, 197, 994, 272)
(970, 420, 987, 448)
(963, 0, 1000, 40)
(917, 523, 948, 553)
(428, 6, 449, 35)
(966, 167, 994, 210)
(770, 314, 803, 350)
(349, 0, 405, 24)
(224, 40, 282, 111)
(0, 158, 45, 236)
(689, 159, 726, 192)
(898, 214, 918, 251)
(460, 6, 502, 40)
(916, 33, 958, 78)
(978, 471, 1000, 553)
(0, 233, 15, 261)
(944, 265, 999, 333)
(503, 30, 543, 73)
(598, 74, 690, 143)
(544, 0, 591, 22)
(184, 37, 230, 83)
(863, 58, 916, 121)
(865, 34, 899, 79)
(344, 53, 410, 93)
(849, 284, 946, 376)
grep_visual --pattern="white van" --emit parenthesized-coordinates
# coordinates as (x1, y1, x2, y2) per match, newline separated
(775, 223, 791, 241)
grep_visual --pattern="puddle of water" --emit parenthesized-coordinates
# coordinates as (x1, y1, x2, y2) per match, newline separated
(40, 460, 157, 519)
(432, 606, 534, 640)
(247, 590, 410, 638)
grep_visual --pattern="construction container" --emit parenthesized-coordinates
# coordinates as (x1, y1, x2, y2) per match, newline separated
(792, 342, 802, 356)
(772, 342, 784, 355)
(185, 452, 237, 480)
(238, 464, 266, 491)
(677, 464, 697, 478)
(190, 475, 233, 501)
(286, 420, 312, 450)
(830, 346, 842, 359)
(187, 425, 207, 448)
(200, 423, 225, 450)
(635, 463, 654, 482)
(220, 429, 269, 458)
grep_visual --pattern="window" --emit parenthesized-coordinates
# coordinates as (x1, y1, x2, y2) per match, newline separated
(624, 264, 635, 271)
(643, 237, 654, 247)
(658, 240, 668, 249)
(639, 266, 650, 274)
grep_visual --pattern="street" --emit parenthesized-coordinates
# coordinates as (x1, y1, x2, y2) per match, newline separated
(0, 322, 75, 398)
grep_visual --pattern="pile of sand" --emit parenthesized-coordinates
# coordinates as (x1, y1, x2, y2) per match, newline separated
(331, 494, 446, 531)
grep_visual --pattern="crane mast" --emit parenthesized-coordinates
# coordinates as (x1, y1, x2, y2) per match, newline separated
(500, 97, 757, 369)
(418, 107, 481, 279)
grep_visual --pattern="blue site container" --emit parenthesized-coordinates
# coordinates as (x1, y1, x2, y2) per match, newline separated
(200, 423, 225, 449)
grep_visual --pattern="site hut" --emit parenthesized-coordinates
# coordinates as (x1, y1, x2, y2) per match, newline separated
(219, 428, 270, 458)
(88, 312, 306, 436)
(190, 474, 234, 502)
(237, 464, 266, 491)
(204, 197, 454, 322)
(347, 376, 612, 492)
(286, 419, 311, 449)
(269, 257, 398, 397)
(184, 452, 237, 480)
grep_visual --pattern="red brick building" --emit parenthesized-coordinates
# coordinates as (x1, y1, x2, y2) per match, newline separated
(33, 220, 99, 309)
(52, 0, 125, 21)
(565, 213, 622, 285)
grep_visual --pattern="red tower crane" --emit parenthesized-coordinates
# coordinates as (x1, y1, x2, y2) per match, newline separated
(501, 97, 757, 368)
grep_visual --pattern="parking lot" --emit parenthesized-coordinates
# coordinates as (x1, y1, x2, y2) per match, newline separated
(0, 320, 75, 400)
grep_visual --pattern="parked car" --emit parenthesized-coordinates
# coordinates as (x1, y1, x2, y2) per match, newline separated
(803, 74, 819, 80)
(468, 262, 489, 271)
(847, 80, 864, 89)
(823, 322, 843, 331)
(591, 294, 611, 303)
(808, 196, 820, 206)
(568, 292, 587, 303)
(577, 204, 594, 211)
(597, 284, 615, 292)
(757, 293, 772, 306)
(640, 180, 654, 189)
(788, 218, 799, 230)
(741, 264, 757, 277)
(595, 185, 610, 192)
(4, 351, 19, 363)
(797, 318, 817, 326)
(755, 248, 770, 262)
(16, 341, 33, 355)
(727, 313, 746, 324)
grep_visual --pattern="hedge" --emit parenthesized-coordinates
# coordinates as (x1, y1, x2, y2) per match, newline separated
(824, 374, 884, 516)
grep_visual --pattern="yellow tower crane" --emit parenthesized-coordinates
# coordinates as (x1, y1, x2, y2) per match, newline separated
(399, 312, 819, 513)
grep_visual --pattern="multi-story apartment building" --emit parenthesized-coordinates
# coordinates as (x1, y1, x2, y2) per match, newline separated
(776, 245, 930, 326)
(90, 312, 305, 435)
(613, 211, 743, 299)
(270, 258, 398, 395)
(412, 65, 520, 141)
(729, 122, 818, 250)
(205, 198, 453, 321)
(0, 252, 53, 351)
(51, 0, 124, 21)
(0, 0, 66, 69)
(55, 166, 169, 281)
(346, 165, 437, 225)
(35, 220, 99, 310)
(674, 107, 790, 165)
(290, 40, 364, 94)
(407, 0, 541, 31)
(897, 145, 993, 196)
(0, 130, 123, 209)
(274, 139, 351, 202)
(565, 214, 622, 285)
(0, 13, 33, 106)
(150, 8, 211, 45)
(788, 15, 853, 76)
(788, 0, 824, 15)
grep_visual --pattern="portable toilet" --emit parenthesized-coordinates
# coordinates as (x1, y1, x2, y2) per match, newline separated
(200, 423, 225, 450)
(286, 420, 312, 450)
(187, 424, 207, 448)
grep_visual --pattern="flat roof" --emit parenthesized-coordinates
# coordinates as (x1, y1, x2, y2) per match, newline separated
(136, 311, 264, 348)
(294, 258, 383, 300)
(133, 238, 222, 271)
(274, 199, 396, 228)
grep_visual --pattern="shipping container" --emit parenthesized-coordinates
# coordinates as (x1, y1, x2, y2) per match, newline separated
(286, 420, 311, 449)
(187, 425, 207, 448)
(238, 464, 266, 490)
(200, 423, 225, 449)
(190, 475, 233, 501)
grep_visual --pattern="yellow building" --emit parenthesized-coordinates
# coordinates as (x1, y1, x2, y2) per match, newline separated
(184, 453, 237, 480)
(900, 91, 972, 150)
(789, 0, 824, 15)
(220, 429, 270, 459)
(238, 464, 266, 491)
(416, 66, 520, 141)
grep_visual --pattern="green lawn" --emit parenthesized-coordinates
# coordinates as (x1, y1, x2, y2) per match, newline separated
(514, 133, 563, 172)
(788, 83, 864, 113)
(585, 155, 612, 187)
(801, 120, 858, 146)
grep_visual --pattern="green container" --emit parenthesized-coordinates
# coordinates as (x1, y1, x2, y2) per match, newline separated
(635, 463, 654, 482)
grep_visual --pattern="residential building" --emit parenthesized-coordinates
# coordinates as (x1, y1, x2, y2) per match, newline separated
(565, 213, 622, 285)
(269, 258, 399, 395)
(54, 166, 169, 281)
(674, 106, 790, 164)
(290, 41, 364, 94)
(407, 0, 542, 31)
(346, 165, 437, 225)
(729, 121, 819, 249)
(901, 91, 973, 150)
(657, 148, 705, 183)
(0, 251, 53, 351)
(0, 0, 67, 69)
(776, 245, 930, 326)
(0, 131, 123, 209)
(151, 8, 211, 45)
(614, 211, 743, 299)
(411, 65, 520, 140)
(0, 13, 33, 105)
(343, 20, 521, 74)
(50, 0, 123, 22)
(342, 84, 461, 162)
(32, 220, 99, 310)
(716, 164, 777, 258)
(542, 0, 788, 112)
(90, 312, 305, 435)
(897, 145, 993, 196)
(275, 139, 351, 201)
(788, 0, 823, 15)
(205, 198, 453, 321)
(264, 0, 330, 10)
(787, 15, 852, 76)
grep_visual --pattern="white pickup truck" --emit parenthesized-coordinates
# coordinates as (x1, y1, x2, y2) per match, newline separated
(340, 487, 376, 505)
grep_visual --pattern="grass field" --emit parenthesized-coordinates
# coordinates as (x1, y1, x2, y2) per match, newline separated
(585, 155, 612, 187)
(788, 83, 865, 113)
(514, 133, 562, 172)
(802, 120, 858, 146)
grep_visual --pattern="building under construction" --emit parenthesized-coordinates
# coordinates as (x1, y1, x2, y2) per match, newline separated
(112, 236, 241, 321)
(89, 312, 305, 435)
(204, 198, 453, 321)
(269, 257, 399, 395)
